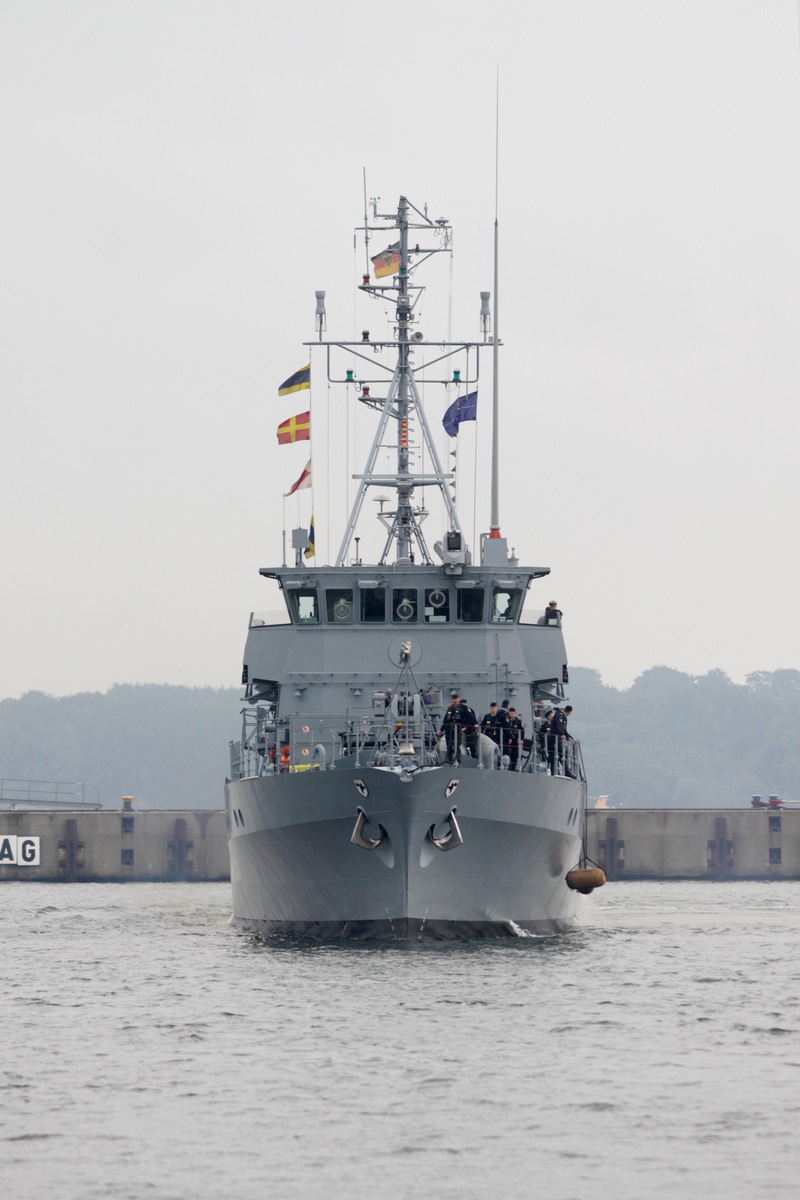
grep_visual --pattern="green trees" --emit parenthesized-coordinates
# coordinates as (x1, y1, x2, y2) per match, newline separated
(0, 685, 240, 809)
(569, 666, 800, 806)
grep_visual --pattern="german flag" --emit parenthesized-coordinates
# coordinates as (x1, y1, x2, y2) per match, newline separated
(276, 411, 310, 444)
(278, 364, 311, 396)
(371, 243, 401, 279)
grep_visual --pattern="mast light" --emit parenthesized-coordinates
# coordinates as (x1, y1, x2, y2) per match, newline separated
(315, 291, 326, 337)
(480, 291, 491, 339)
(453, 370, 461, 382)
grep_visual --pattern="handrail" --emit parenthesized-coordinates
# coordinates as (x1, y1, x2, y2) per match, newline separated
(230, 707, 584, 783)
(0, 778, 102, 810)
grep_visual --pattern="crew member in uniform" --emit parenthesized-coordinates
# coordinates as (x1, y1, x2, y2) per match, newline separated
(552, 705, 576, 777)
(480, 702, 502, 745)
(440, 694, 478, 763)
(540, 709, 556, 773)
(440, 693, 462, 763)
(458, 698, 479, 759)
(506, 707, 524, 770)
(496, 700, 511, 756)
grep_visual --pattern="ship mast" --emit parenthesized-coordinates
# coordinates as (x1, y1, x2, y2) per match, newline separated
(308, 194, 488, 568)
(394, 196, 413, 561)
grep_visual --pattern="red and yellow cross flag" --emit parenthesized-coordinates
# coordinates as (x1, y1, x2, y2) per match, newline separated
(276, 411, 311, 445)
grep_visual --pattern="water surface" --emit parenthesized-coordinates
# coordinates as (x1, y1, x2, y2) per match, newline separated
(3, 880, 799, 1199)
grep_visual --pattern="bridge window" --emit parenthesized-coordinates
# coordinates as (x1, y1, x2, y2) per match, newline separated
(392, 589, 418, 623)
(326, 588, 354, 623)
(360, 586, 386, 623)
(424, 587, 449, 623)
(286, 588, 319, 623)
(490, 586, 523, 623)
(457, 587, 485, 623)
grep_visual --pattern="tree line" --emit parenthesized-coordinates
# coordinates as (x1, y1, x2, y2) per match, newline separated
(0, 668, 797, 809)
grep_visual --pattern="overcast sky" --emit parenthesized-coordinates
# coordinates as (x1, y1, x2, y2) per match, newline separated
(2, 0, 799, 701)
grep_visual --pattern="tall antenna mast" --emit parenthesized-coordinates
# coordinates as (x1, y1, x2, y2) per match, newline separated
(489, 67, 501, 538)
(362, 167, 371, 277)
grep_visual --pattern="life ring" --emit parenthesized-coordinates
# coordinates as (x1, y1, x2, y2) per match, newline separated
(333, 600, 352, 621)
(428, 589, 446, 609)
(396, 599, 414, 621)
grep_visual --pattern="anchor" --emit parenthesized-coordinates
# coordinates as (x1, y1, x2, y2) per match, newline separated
(350, 805, 385, 851)
(429, 807, 464, 852)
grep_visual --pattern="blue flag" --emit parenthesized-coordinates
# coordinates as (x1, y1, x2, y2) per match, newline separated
(442, 391, 477, 437)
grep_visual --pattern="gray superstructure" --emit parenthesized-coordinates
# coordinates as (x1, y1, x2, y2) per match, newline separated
(226, 195, 592, 938)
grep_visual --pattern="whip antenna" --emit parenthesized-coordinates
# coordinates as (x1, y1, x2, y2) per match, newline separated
(489, 67, 501, 538)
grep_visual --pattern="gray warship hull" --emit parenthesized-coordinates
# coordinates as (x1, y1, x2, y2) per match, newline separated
(225, 193, 600, 940)
(226, 765, 587, 939)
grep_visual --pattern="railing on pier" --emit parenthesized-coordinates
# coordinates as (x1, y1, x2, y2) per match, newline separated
(0, 779, 102, 811)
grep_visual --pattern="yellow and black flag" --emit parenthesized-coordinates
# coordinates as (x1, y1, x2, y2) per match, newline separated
(303, 514, 315, 559)
(278, 364, 311, 396)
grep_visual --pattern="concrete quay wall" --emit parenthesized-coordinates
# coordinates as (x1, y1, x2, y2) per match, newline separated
(0, 809, 230, 882)
(586, 808, 800, 880)
(2, 807, 797, 883)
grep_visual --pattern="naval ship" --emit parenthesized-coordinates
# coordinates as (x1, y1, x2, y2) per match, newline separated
(225, 194, 600, 938)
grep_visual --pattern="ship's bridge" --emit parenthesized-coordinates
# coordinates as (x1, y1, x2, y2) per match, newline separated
(252, 565, 554, 629)
(241, 564, 570, 725)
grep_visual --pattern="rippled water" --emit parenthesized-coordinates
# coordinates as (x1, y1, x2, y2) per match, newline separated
(3, 881, 800, 1199)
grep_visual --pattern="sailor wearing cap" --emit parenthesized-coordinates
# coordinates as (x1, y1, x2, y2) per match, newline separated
(439, 693, 478, 764)
(545, 601, 562, 626)
(481, 701, 502, 745)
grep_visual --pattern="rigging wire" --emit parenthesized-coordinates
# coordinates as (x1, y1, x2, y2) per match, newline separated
(471, 347, 479, 555)
(446, 237, 456, 530)
(326, 368, 331, 563)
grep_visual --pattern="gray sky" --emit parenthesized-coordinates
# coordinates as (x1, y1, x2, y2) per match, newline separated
(2, 0, 799, 700)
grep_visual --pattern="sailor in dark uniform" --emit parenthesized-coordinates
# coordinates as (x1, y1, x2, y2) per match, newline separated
(552, 705, 575, 777)
(496, 700, 511, 756)
(540, 709, 556, 773)
(480, 702, 502, 745)
(440, 694, 478, 763)
(458, 698, 479, 759)
(440, 693, 462, 763)
(506, 707, 524, 770)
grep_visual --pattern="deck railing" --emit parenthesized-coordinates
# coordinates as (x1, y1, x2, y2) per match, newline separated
(229, 709, 585, 783)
